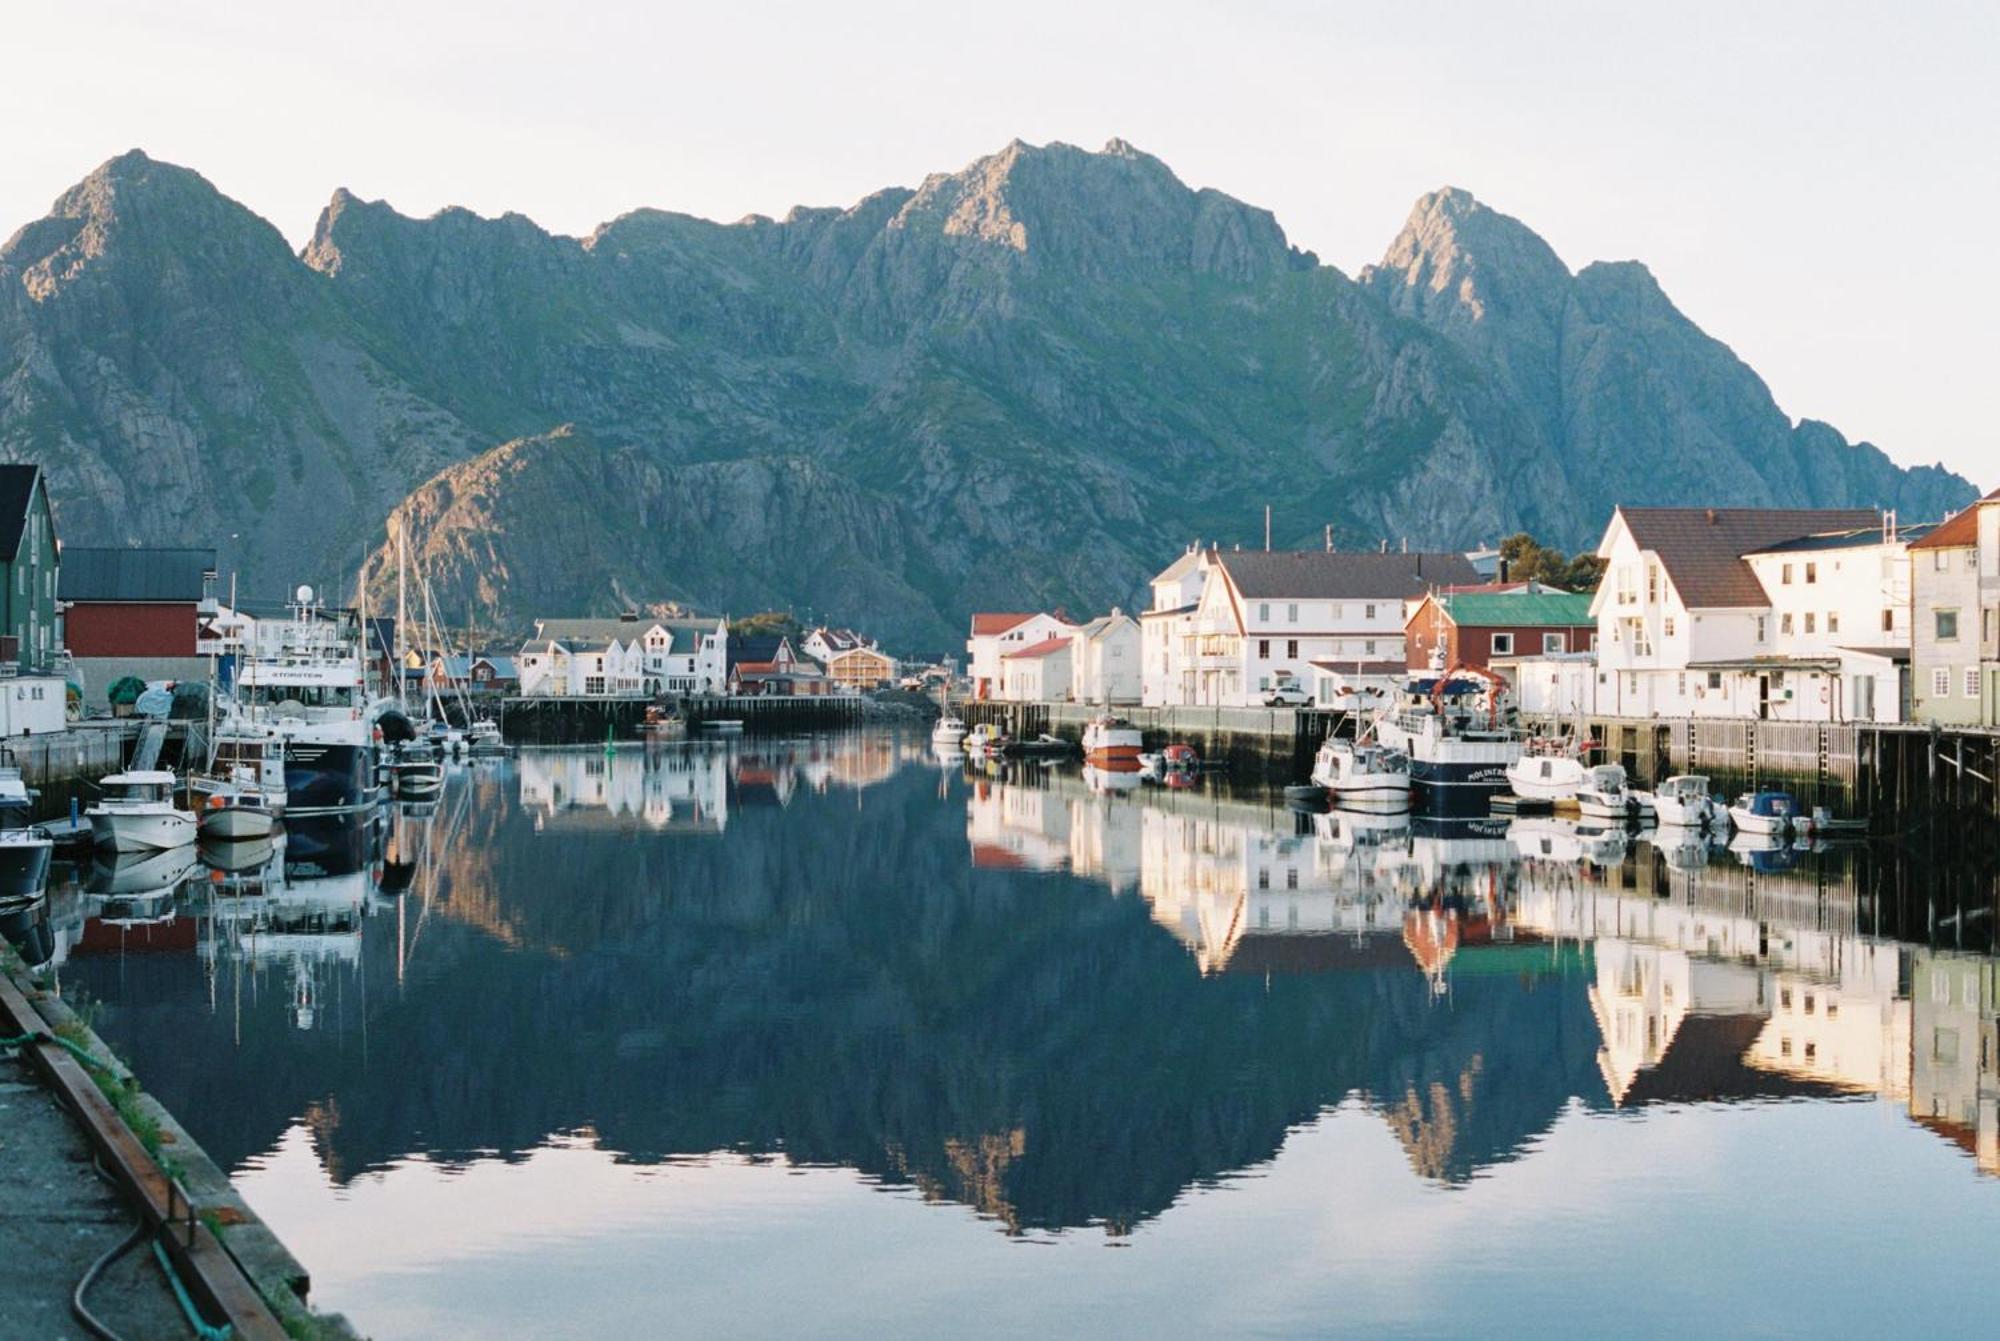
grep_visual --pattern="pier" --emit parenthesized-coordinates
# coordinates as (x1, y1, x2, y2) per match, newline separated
(501, 692, 867, 743)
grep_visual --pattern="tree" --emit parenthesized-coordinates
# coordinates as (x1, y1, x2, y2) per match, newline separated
(1495, 533, 1605, 592)
(730, 610, 802, 641)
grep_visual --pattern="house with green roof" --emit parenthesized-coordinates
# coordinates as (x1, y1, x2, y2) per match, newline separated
(1405, 583, 1596, 671)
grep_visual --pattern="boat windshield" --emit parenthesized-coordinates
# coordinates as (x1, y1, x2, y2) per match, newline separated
(242, 684, 356, 710)
(105, 781, 167, 802)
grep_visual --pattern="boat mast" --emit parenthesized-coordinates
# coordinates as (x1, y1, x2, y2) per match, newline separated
(396, 525, 409, 712)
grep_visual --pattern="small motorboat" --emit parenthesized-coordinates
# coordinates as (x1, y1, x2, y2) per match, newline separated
(87, 771, 198, 853)
(1311, 738, 1411, 811)
(962, 723, 1010, 756)
(1505, 738, 1591, 805)
(187, 769, 284, 841)
(1650, 774, 1722, 829)
(467, 718, 509, 755)
(931, 715, 969, 747)
(1081, 714, 1142, 766)
(1575, 764, 1650, 822)
(1730, 789, 1799, 835)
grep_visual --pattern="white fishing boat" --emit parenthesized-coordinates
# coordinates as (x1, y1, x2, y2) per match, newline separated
(467, 718, 508, 756)
(1650, 774, 1722, 829)
(187, 771, 283, 840)
(1504, 738, 1591, 804)
(1575, 763, 1649, 822)
(1310, 738, 1411, 810)
(87, 771, 198, 852)
(931, 715, 969, 747)
(1080, 714, 1142, 766)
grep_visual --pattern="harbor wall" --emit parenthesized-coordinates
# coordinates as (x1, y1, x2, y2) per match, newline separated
(961, 700, 1320, 781)
(2, 722, 137, 818)
(501, 693, 866, 743)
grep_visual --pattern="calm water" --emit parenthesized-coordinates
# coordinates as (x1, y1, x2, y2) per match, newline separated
(12, 730, 2000, 1338)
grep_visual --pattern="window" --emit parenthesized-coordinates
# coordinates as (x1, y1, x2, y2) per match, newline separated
(1663, 617, 1676, 638)
(1285, 639, 1298, 660)
(1805, 562, 1817, 584)
(1258, 603, 1270, 622)
(584, 675, 606, 695)
(1285, 867, 1298, 890)
(1755, 616, 1767, 642)
(1543, 633, 1563, 654)
(1491, 632, 1514, 655)
(1804, 612, 1815, 634)
(1937, 609, 1959, 641)
(1934, 551, 1947, 572)
(1933, 668, 1951, 698)
(1781, 563, 1793, 585)
(1882, 609, 1895, 633)
(1968, 667, 1982, 698)
(1647, 564, 1659, 601)
(1827, 611, 1839, 634)
(1780, 613, 1794, 636)
(1364, 640, 1377, 656)
(1286, 603, 1298, 623)
(1676, 672, 1687, 695)
(1257, 639, 1270, 659)
(1364, 604, 1377, 620)
(1707, 671, 1723, 690)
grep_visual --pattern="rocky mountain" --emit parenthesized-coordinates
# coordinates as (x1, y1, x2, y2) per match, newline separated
(0, 140, 1974, 645)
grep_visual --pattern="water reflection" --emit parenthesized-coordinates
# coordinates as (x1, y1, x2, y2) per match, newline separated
(12, 732, 1998, 1261)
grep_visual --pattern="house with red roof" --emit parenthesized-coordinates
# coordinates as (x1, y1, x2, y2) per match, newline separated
(998, 635, 1073, 702)
(965, 612, 1076, 699)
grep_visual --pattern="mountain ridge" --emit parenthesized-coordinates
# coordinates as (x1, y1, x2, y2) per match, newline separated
(0, 141, 1975, 644)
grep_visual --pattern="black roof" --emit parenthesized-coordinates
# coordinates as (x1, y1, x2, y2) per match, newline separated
(0, 465, 43, 558)
(59, 546, 216, 602)
(728, 634, 785, 669)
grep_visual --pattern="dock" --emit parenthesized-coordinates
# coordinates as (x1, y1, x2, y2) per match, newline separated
(501, 692, 868, 743)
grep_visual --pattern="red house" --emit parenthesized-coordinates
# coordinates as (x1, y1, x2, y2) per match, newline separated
(60, 547, 217, 707)
(1404, 584, 1595, 671)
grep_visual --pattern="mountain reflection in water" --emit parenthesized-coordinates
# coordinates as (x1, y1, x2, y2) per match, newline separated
(15, 730, 2000, 1330)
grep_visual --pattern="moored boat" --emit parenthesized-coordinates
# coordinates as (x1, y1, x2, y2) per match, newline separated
(1651, 774, 1722, 829)
(188, 773, 283, 840)
(1575, 763, 1650, 822)
(1310, 737, 1412, 811)
(1081, 714, 1142, 766)
(1504, 738, 1591, 805)
(962, 723, 1010, 756)
(87, 771, 198, 853)
(1729, 789, 1799, 835)
(931, 715, 969, 747)
(1371, 662, 1522, 811)
(0, 767, 52, 899)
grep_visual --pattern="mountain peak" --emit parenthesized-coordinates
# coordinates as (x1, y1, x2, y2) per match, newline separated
(1363, 186, 1571, 331)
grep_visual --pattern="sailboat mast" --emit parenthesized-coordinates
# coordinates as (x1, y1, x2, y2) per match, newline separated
(397, 526, 409, 710)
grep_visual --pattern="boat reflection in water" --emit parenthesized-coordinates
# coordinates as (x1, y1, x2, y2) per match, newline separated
(14, 733, 2000, 1339)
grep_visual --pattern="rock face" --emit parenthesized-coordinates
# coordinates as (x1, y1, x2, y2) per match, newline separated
(1, 142, 1974, 644)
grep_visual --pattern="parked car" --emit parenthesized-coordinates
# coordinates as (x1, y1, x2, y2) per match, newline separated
(1264, 682, 1312, 707)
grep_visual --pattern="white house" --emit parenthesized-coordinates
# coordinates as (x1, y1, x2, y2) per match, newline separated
(967, 612, 1077, 700)
(1142, 549, 1479, 708)
(1070, 611, 1141, 705)
(1587, 506, 1919, 723)
(518, 613, 726, 697)
(1910, 488, 2000, 726)
(998, 636, 1072, 702)
(801, 626, 875, 665)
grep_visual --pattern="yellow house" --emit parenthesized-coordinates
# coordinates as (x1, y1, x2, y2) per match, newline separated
(824, 645, 896, 691)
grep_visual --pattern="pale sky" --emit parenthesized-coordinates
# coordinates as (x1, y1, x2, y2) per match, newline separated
(3, 0, 1993, 487)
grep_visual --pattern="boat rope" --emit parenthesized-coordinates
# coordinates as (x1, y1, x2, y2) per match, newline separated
(151, 1240, 235, 1341)
(0, 1028, 121, 1073)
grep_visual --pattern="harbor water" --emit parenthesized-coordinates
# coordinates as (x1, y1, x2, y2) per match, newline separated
(11, 728, 2000, 1338)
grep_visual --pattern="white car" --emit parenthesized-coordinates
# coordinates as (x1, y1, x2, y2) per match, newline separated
(1264, 683, 1312, 707)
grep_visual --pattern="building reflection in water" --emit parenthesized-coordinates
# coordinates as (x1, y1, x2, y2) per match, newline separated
(11, 731, 1998, 1249)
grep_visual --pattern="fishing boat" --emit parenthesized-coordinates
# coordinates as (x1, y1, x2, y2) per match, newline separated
(1575, 763, 1651, 822)
(87, 771, 198, 852)
(931, 715, 968, 747)
(1650, 775, 1723, 829)
(217, 585, 384, 817)
(636, 707, 683, 740)
(1504, 737, 1591, 805)
(0, 767, 52, 900)
(187, 772, 282, 840)
(1729, 789, 1799, 835)
(1370, 659, 1522, 811)
(1080, 714, 1142, 766)
(1139, 743, 1199, 777)
(1310, 738, 1411, 811)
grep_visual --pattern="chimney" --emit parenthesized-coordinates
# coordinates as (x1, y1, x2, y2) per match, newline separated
(1401, 537, 1409, 553)
(1705, 508, 1717, 525)
(1498, 555, 1510, 584)
(1324, 523, 1333, 553)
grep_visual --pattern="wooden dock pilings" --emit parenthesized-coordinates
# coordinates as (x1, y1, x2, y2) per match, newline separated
(500, 693, 866, 743)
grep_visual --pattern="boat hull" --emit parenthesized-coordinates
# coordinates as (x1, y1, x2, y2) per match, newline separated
(284, 741, 381, 816)
(199, 806, 278, 841)
(0, 835, 52, 900)
(88, 809, 198, 853)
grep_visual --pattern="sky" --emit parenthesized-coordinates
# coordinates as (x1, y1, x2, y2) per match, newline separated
(2, 0, 1993, 487)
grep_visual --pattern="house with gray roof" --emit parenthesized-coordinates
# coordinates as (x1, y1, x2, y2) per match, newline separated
(517, 611, 726, 697)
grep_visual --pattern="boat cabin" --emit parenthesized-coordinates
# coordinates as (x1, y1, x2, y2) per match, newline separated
(1736, 790, 1798, 821)
(99, 771, 177, 803)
